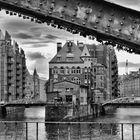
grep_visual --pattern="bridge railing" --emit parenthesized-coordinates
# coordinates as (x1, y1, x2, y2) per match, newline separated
(0, 121, 139, 140)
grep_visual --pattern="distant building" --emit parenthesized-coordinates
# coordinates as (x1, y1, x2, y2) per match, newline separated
(48, 41, 118, 103)
(25, 69, 40, 100)
(119, 70, 140, 97)
(0, 30, 27, 102)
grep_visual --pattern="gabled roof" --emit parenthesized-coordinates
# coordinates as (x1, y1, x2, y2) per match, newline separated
(5, 31, 11, 40)
(49, 41, 83, 63)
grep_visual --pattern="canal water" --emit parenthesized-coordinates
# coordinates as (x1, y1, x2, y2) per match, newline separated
(0, 107, 140, 139)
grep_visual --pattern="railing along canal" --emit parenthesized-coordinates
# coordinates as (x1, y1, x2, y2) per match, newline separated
(0, 121, 139, 140)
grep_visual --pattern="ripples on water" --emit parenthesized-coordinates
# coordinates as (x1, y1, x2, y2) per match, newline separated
(0, 107, 140, 140)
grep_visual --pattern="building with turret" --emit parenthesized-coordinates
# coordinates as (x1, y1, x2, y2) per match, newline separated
(48, 41, 118, 103)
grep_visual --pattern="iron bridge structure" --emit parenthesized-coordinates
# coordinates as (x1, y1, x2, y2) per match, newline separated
(0, 0, 140, 54)
(103, 97, 140, 108)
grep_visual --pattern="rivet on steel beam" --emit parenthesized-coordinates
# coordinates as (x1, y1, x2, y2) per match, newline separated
(94, 26, 97, 29)
(119, 28, 121, 32)
(109, 18, 112, 22)
(52, 0, 55, 3)
(134, 20, 137, 24)
(107, 24, 110, 27)
(84, 17, 87, 20)
(49, 11, 52, 14)
(77, 2, 80, 5)
(130, 32, 133, 35)
(75, 7, 78, 11)
(97, 14, 101, 18)
(105, 29, 108, 32)
(83, 22, 86, 25)
(60, 15, 63, 18)
(132, 26, 135, 29)
(71, 19, 74, 22)
(120, 22, 124, 26)
(40, 3, 43, 6)
(111, 13, 114, 16)
(61, 9, 65, 13)
(14, 1, 18, 5)
(73, 13, 76, 17)
(99, 8, 103, 12)
(96, 20, 99, 24)
(64, 4, 67, 7)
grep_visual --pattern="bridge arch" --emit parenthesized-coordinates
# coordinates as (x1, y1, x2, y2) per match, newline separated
(0, 0, 140, 54)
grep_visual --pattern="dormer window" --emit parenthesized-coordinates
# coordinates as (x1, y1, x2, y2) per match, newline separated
(67, 41, 72, 53)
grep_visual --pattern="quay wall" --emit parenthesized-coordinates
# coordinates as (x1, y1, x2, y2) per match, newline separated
(45, 103, 104, 121)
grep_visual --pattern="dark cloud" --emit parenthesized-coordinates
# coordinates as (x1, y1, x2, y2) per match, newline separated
(27, 52, 46, 60)
(118, 62, 140, 68)
(45, 34, 60, 40)
(13, 33, 33, 39)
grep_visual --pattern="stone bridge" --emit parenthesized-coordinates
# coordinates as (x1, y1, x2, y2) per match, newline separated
(0, 0, 140, 54)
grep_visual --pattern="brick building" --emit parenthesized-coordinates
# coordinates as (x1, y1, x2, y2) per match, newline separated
(48, 41, 118, 103)
(0, 30, 27, 102)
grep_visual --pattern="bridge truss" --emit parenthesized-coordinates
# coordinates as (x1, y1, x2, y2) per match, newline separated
(0, 0, 140, 54)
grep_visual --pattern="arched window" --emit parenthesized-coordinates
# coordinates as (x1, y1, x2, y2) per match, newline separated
(71, 67, 76, 74)
(77, 78, 81, 84)
(60, 66, 65, 74)
(53, 66, 58, 74)
(77, 67, 81, 74)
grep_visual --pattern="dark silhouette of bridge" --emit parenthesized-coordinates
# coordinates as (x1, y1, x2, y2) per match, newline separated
(0, 0, 140, 54)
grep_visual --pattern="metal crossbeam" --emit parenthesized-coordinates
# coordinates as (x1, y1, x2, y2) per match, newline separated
(0, 0, 140, 53)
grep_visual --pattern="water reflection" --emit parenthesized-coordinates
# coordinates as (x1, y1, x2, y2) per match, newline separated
(0, 107, 140, 139)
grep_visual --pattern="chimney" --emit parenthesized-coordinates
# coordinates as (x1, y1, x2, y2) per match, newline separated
(78, 42, 84, 51)
(57, 42, 62, 53)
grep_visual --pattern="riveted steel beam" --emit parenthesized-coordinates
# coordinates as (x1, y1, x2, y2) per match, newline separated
(0, 0, 140, 53)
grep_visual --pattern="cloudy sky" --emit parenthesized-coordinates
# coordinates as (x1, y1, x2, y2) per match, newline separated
(0, 0, 140, 79)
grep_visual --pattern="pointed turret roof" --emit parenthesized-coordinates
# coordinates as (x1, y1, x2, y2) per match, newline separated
(49, 41, 83, 63)
(5, 31, 11, 40)
(80, 45, 91, 57)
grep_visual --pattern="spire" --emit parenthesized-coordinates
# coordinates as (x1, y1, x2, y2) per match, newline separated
(5, 31, 11, 40)
(33, 68, 37, 76)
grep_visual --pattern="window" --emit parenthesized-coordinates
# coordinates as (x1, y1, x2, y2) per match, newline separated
(60, 67, 65, 74)
(57, 57, 61, 61)
(77, 67, 81, 74)
(71, 67, 76, 74)
(80, 97, 84, 103)
(66, 95, 72, 102)
(53, 67, 58, 74)
(77, 78, 81, 84)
